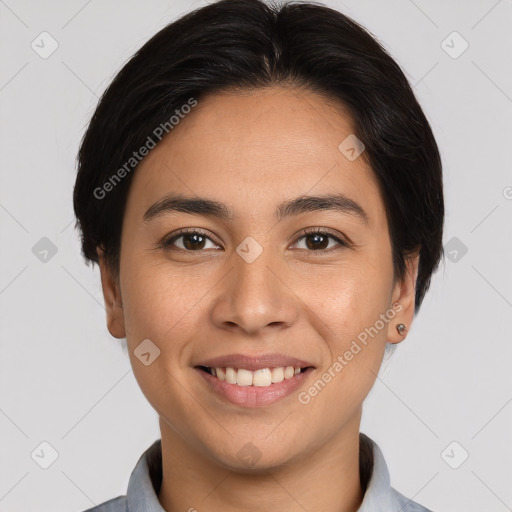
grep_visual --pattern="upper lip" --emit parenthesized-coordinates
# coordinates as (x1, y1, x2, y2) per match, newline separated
(195, 353, 316, 371)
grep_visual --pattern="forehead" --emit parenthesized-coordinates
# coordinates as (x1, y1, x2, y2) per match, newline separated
(125, 86, 387, 230)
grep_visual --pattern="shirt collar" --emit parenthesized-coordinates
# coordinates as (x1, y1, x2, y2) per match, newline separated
(126, 434, 399, 512)
(127, 439, 165, 512)
(358, 434, 399, 511)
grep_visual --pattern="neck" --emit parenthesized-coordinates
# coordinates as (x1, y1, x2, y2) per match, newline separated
(157, 413, 367, 512)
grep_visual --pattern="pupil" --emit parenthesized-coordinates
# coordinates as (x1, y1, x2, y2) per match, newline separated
(184, 234, 205, 250)
(307, 233, 328, 250)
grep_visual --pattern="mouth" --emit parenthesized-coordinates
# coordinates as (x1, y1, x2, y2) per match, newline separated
(195, 364, 314, 387)
(193, 353, 316, 406)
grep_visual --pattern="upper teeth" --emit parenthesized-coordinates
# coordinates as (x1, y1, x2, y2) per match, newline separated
(209, 366, 302, 386)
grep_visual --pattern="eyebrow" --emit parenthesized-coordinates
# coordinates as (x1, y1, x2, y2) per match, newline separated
(143, 192, 370, 226)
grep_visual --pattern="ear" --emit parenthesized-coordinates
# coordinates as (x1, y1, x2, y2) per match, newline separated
(97, 247, 126, 339)
(387, 248, 420, 344)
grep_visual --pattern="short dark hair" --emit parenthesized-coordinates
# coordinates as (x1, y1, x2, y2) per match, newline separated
(73, 0, 444, 314)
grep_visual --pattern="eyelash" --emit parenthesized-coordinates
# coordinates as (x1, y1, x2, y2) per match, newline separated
(160, 227, 350, 254)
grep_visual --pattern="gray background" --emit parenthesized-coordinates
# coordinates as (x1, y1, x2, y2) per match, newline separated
(1, 1, 511, 511)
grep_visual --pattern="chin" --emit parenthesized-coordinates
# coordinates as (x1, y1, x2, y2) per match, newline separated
(207, 438, 300, 473)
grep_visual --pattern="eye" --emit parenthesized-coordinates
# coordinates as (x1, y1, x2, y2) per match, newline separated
(291, 229, 349, 253)
(160, 227, 349, 253)
(162, 228, 220, 251)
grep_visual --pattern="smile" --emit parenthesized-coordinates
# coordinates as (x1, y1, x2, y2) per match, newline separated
(195, 365, 315, 407)
(197, 365, 309, 386)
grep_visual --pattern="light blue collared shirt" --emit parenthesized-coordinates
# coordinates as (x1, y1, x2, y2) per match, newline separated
(83, 434, 433, 511)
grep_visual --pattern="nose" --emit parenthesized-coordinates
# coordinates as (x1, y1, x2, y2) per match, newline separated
(210, 242, 299, 336)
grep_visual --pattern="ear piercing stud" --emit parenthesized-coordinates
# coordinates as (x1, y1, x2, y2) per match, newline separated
(396, 323, 407, 336)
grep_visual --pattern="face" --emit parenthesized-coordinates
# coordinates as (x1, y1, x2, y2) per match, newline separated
(99, 86, 419, 470)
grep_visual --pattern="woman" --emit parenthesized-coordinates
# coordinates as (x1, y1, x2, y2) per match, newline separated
(73, 0, 444, 510)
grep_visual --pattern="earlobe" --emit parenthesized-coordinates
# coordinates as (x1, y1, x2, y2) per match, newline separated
(97, 247, 126, 339)
(388, 249, 420, 344)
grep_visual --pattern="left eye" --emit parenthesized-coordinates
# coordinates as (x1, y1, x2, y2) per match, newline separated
(292, 231, 347, 252)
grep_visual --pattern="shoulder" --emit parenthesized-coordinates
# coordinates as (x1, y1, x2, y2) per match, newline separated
(81, 495, 127, 512)
(391, 486, 435, 512)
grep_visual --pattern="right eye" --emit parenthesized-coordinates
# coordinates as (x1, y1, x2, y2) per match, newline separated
(162, 228, 222, 252)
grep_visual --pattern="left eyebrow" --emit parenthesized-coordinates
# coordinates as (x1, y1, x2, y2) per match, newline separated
(275, 193, 370, 226)
(143, 192, 370, 226)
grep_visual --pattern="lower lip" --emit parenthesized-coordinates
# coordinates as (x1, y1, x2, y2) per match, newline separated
(195, 367, 314, 407)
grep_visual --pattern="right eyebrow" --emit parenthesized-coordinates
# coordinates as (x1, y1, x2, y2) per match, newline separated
(143, 194, 234, 222)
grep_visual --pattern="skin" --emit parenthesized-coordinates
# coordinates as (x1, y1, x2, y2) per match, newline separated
(98, 86, 419, 512)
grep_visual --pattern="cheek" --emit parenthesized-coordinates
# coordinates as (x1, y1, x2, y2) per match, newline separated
(297, 274, 390, 431)
(303, 256, 392, 389)
(118, 263, 206, 435)
(120, 258, 202, 342)
(301, 253, 393, 336)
